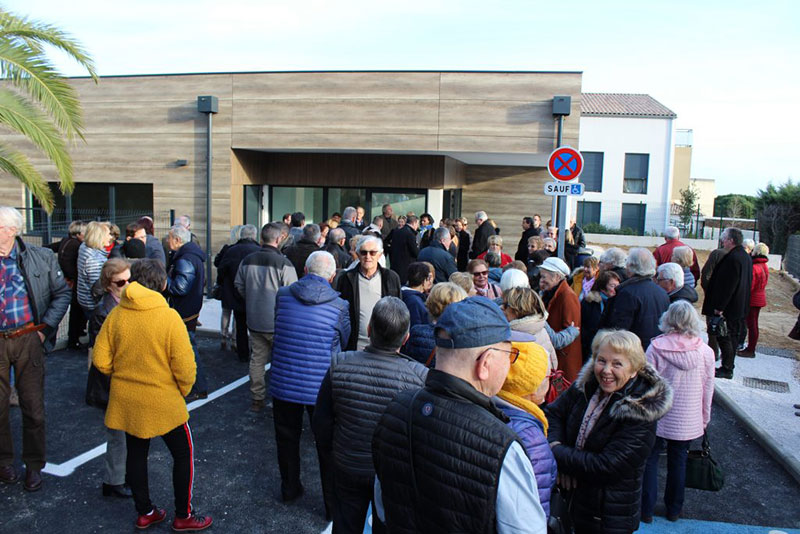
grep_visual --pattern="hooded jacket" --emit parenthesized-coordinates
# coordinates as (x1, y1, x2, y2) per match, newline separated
(646, 333, 714, 441)
(271, 274, 350, 405)
(669, 283, 698, 304)
(93, 282, 196, 439)
(545, 361, 672, 534)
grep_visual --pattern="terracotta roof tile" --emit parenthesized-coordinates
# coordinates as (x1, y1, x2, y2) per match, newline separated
(581, 93, 677, 119)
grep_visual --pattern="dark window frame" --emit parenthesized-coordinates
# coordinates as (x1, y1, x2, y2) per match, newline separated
(580, 152, 604, 192)
(623, 153, 649, 194)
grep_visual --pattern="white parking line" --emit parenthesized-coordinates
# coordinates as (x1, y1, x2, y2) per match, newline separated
(42, 365, 267, 477)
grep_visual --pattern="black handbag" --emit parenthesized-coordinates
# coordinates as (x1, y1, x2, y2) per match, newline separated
(85, 364, 110, 409)
(548, 487, 573, 534)
(685, 432, 724, 491)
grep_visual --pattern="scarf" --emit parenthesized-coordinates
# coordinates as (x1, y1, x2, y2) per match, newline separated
(576, 389, 612, 449)
(497, 341, 549, 434)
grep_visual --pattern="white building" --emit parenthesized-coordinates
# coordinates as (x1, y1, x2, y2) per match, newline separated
(572, 93, 677, 235)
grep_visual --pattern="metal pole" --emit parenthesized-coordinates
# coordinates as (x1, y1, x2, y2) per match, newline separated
(550, 116, 563, 228)
(556, 115, 567, 261)
(205, 112, 213, 296)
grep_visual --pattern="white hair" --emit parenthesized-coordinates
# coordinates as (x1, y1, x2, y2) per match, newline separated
(475, 211, 487, 221)
(657, 263, 684, 289)
(356, 234, 383, 253)
(434, 227, 450, 243)
(169, 224, 192, 245)
(175, 215, 191, 229)
(664, 226, 680, 239)
(0, 207, 23, 235)
(659, 300, 703, 337)
(742, 239, 755, 253)
(342, 207, 357, 221)
(305, 251, 336, 280)
(500, 269, 530, 292)
(599, 247, 627, 268)
(239, 224, 258, 241)
(626, 247, 657, 277)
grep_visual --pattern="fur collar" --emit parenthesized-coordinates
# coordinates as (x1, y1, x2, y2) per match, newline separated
(583, 290, 603, 304)
(573, 359, 673, 423)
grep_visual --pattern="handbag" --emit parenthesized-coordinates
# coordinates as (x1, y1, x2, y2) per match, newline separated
(85, 364, 110, 409)
(546, 370, 572, 404)
(685, 431, 724, 491)
(548, 487, 573, 534)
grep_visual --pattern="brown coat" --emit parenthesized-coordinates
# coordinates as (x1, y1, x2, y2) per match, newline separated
(546, 280, 583, 382)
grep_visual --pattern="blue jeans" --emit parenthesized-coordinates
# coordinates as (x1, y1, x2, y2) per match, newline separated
(641, 437, 692, 517)
(187, 330, 208, 395)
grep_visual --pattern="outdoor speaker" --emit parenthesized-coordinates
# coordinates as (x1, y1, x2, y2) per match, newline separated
(197, 95, 218, 114)
(553, 96, 571, 116)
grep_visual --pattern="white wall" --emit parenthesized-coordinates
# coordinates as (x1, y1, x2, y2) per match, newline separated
(575, 116, 674, 234)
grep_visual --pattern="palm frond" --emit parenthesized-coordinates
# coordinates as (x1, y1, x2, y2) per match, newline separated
(0, 42, 87, 141)
(0, 89, 73, 195)
(0, 144, 53, 211)
(0, 9, 97, 81)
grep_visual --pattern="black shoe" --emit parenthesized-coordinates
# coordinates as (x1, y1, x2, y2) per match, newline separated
(0, 464, 18, 484)
(715, 368, 733, 379)
(641, 515, 653, 524)
(185, 391, 208, 403)
(23, 468, 42, 492)
(666, 513, 681, 522)
(102, 483, 133, 498)
(281, 485, 304, 503)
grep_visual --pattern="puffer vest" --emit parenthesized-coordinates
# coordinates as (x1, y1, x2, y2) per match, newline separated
(372, 369, 521, 533)
(330, 347, 427, 477)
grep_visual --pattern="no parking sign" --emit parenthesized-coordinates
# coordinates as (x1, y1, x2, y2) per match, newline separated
(548, 146, 584, 182)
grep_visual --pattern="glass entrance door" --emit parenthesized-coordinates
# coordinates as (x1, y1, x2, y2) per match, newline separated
(368, 190, 427, 221)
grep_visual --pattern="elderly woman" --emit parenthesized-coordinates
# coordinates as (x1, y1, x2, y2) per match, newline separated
(77, 221, 113, 317)
(92, 259, 212, 531)
(546, 330, 672, 534)
(580, 270, 621, 362)
(477, 235, 513, 266)
(214, 225, 243, 351)
(572, 256, 600, 301)
(641, 301, 714, 523)
(401, 282, 467, 366)
(740, 242, 769, 357)
(599, 247, 628, 282)
(539, 257, 582, 382)
(496, 336, 558, 518)
(468, 259, 502, 298)
(401, 262, 434, 327)
(671, 246, 696, 288)
(448, 271, 476, 296)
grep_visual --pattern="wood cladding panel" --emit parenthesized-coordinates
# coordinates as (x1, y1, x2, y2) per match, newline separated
(231, 72, 440, 100)
(70, 75, 233, 104)
(232, 133, 439, 152)
(78, 101, 232, 134)
(439, 72, 582, 102)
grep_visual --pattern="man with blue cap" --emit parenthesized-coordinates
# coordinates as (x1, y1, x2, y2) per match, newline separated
(371, 296, 547, 534)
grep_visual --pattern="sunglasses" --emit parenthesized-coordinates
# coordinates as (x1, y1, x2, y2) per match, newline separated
(471, 270, 489, 277)
(359, 250, 380, 256)
(476, 346, 520, 365)
(111, 279, 129, 288)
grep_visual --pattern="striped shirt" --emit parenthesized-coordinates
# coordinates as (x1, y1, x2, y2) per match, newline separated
(0, 245, 33, 330)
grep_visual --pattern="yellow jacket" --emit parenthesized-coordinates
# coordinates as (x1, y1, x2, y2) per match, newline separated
(93, 282, 196, 439)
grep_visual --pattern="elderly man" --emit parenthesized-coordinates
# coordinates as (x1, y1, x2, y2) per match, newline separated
(372, 297, 546, 533)
(700, 240, 730, 359)
(0, 207, 70, 491)
(653, 226, 700, 282)
(702, 227, 753, 379)
(362, 216, 384, 239)
(313, 297, 427, 533)
(271, 251, 349, 508)
(325, 228, 351, 269)
(334, 235, 401, 351)
(355, 206, 366, 231)
(163, 214, 200, 266)
(515, 217, 538, 262)
(235, 223, 298, 412)
(470, 211, 494, 259)
(598, 247, 628, 282)
(165, 224, 208, 400)
(656, 263, 698, 303)
(379, 204, 397, 240)
(283, 224, 322, 279)
(600, 248, 669, 350)
(418, 227, 458, 283)
(388, 215, 419, 285)
(339, 207, 361, 251)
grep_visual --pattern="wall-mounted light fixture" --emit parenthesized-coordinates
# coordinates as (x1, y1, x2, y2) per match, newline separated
(175, 159, 188, 167)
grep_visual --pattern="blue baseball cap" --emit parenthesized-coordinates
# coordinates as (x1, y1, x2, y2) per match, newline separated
(434, 296, 531, 349)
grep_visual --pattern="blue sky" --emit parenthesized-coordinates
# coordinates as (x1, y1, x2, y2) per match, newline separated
(6, 0, 799, 196)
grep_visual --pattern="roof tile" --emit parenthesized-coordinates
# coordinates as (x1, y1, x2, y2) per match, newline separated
(581, 93, 677, 118)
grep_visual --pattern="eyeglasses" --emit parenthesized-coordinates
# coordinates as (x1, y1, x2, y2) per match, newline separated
(477, 346, 520, 365)
(471, 270, 489, 277)
(359, 250, 380, 257)
(111, 279, 129, 288)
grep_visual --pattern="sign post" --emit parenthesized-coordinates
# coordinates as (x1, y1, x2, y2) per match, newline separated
(547, 147, 584, 261)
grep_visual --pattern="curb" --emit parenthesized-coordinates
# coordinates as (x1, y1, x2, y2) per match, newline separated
(713, 383, 800, 486)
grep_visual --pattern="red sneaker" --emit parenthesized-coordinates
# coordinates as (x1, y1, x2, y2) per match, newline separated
(136, 508, 166, 529)
(172, 513, 213, 532)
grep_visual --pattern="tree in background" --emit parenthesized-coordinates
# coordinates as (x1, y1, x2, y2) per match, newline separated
(677, 184, 699, 237)
(713, 194, 757, 219)
(0, 9, 97, 212)
(756, 180, 800, 255)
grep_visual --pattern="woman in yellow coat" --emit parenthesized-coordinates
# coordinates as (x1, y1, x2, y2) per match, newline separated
(93, 258, 213, 532)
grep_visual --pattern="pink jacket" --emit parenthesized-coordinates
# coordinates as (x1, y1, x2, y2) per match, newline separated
(646, 333, 714, 441)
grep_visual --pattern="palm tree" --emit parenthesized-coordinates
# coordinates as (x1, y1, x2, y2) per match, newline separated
(0, 9, 97, 212)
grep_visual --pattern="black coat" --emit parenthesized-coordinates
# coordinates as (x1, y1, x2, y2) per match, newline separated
(545, 362, 672, 534)
(388, 225, 419, 285)
(515, 227, 538, 262)
(418, 242, 457, 283)
(599, 275, 669, 350)
(334, 265, 402, 350)
(456, 230, 471, 272)
(580, 291, 604, 362)
(325, 242, 351, 270)
(283, 237, 321, 280)
(470, 221, 494, 259)
(217, 239, 262, 312)
(701, 245, 752, 321)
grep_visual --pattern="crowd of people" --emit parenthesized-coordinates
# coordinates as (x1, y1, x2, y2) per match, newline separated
(0, 199, 781, 532)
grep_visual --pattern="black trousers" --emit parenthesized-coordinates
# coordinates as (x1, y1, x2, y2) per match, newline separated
(333, 467, 378, 534)
(718, 317, 745, 373)
(233, 310, 249, 362)
(126, 422, 194, 518)
(272, 398, 335, 517)
(67, 288, 86, 345)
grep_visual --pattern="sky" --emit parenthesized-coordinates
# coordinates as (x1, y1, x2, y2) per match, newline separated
(5, 0, 799, 197)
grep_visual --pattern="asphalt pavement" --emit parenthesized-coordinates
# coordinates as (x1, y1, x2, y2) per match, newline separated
(1, 336, 799, 533)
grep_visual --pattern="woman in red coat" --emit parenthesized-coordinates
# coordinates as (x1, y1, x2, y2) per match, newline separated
(538, 257, 582, 382)
(740, 243, 769, 357)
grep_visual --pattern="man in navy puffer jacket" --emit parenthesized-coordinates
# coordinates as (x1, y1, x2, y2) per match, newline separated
(271, 251, 350, 515)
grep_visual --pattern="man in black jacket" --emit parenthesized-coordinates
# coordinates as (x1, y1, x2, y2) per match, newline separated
(470, 211, 494, 259)
(0, 207, 70, 491)
(515, 217, 539, 262)
(324, 227, 351, 270)
(655, 263, 698, 304)
(702, 227, 753, 379)
(339, 207, 361, 252)
(418, 227, 457, 283)
(388, 215, 419, 285)
(283, 224, 321, 279)
(58, 220, 87, 349)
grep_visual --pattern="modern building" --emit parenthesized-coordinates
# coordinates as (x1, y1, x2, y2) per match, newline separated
(573, 93, 677, 235)
(1, 70, 582, 255)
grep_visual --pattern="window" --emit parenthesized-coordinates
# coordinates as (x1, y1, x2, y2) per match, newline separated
(580, 152, 603, 192)
(271, 186, 324, 224)
(576, 201, 601, 226)
(243, 185, 262, 229)
(623, 153, 649, 194)
(621, 203, 646, 235)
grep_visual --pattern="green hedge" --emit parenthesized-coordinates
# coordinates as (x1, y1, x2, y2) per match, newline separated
(582, 223, 640, 236)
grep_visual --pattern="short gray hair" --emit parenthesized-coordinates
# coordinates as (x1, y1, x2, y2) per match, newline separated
(175, 215, 191, 229)
(663, 226, 680, 239)
(369, 296, 410, 350)
(659, 300, 703, 337)
(434, 226, 450, 243)
(626, 247, 656, 277)
(169, 225, 192, 245)
(671, 246, 693, 268)
(599, 247, 627, 268)
(722, 227, 743, 246)
(357, 235, 383, 253)
(475, 211, 488, 221)
(230, 225, 243, 243)
(305, 251, 336, 280)
(329, 227, 345, 243)
(0, 207, 23, 235)
(342, 206, 357, 221)
(500, 269, 530, 292)
(485, 251, 501, 268)
(742, 239, 755, 252)
(657, 263, 684, 288)
(302, 223, 321, 243)
(239, 224, 258, 241)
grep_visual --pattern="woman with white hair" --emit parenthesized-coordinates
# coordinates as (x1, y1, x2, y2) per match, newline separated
(740, 242, 770, 357)
(642, 300, 714, 523)
(670, 246, 696, 288)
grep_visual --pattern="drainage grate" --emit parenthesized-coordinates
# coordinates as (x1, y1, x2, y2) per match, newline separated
(742, 377, 790, 393)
